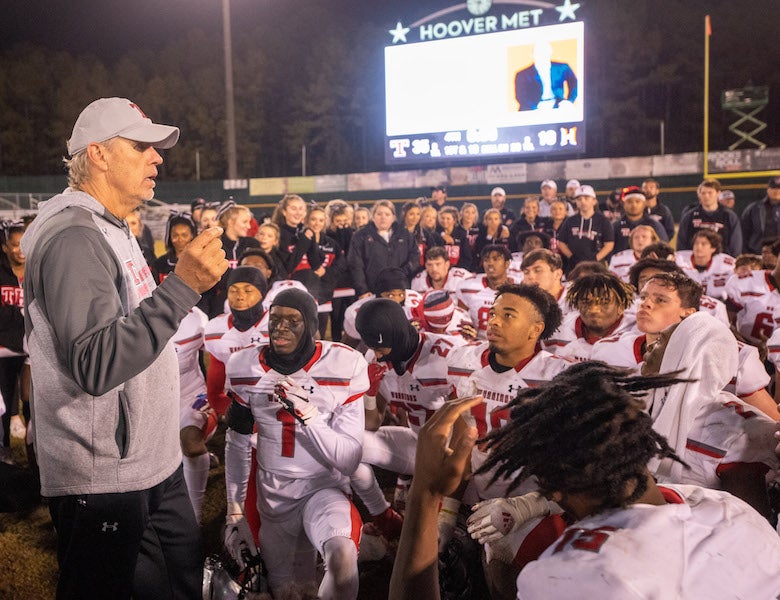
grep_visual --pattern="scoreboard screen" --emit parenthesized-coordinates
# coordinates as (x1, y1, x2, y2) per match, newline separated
(384, 20, 585, 166)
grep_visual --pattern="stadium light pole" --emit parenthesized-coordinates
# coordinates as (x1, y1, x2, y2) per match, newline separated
(223, 0, 238, 180)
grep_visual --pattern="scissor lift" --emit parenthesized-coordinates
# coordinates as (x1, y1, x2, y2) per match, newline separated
(721, 86, 769, 151)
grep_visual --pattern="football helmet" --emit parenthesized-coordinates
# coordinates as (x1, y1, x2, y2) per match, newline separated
(202, 554, 271, 600)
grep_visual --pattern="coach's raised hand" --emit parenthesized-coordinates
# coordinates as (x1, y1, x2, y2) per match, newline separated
(175, 226, 229, 293)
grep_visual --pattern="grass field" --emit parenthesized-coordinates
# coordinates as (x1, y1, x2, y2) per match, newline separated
(0, 423, 396, 599)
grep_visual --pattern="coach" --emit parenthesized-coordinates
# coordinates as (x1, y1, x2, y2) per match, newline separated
(21, 98, 227, 599)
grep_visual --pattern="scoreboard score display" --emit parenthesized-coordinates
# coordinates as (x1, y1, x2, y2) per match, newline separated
(384, 2, 586, 166)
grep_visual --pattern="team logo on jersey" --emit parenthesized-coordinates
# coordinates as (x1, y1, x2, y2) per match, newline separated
(409, 384, 420, 391)
(0, 286, 23, 307)
(101, 521, 119, 532)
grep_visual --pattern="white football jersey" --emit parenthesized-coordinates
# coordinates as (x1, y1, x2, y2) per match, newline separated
(455, 275, 520, 339)
(543, 311, 636, 361)
(516, 485, 780, 599)
(671, 396, 779, 491)
(342, 290, 422, 341)
(227, 341, 368, 513)
(675, 251, 735, 300)
(728, 341, 770, 398)
(375, 332, 455, 433)
(607, 249, 640, 283)
(447, 342, 572, 499)
(173, 307, 208, 410)
(204, 311, 270, 365)
(725, 270, 780, 343)
(590, 330, 646, 371)
(410, 267, 470, 293)
(766, 326, 780, 372)
(555, 283, 574, 319)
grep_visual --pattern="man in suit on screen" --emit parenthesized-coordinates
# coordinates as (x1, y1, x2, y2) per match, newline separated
(515, 41, 577, 111)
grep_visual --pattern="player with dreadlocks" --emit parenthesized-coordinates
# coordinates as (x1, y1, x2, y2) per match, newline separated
(392, 362, 780, 599)
(542, 272, 635, 360)
(469, 362, 780, 596)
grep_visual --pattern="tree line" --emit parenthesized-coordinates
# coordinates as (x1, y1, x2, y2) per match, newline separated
(0, 0, 776, 181)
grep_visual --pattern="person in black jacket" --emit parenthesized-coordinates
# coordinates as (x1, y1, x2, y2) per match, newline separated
(473, 208, 511, 270)
(401, 200, 444, 275)
(200, 201, 261, 318)
(509, 196, 550, 252)
(677, 179, 742, 257)
(0, 219, 28, 464)
(126, 208, 156, 267)
(271, 194, 325, 277)
(254, 221, 290, 279)
(612, 186, 669, 254)
(325, 205, 356, 342)
(152, 211, 197, 283)
(641, 178, 675, 240)
(307, 205, 347, 338)
(218, 201, 261, 268)
(348, 200, 420, 298)
(436, 206, 473, 270)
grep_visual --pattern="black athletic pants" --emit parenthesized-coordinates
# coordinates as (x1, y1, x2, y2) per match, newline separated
(48, 464, 203, 599)
(0, 356, 25, 448)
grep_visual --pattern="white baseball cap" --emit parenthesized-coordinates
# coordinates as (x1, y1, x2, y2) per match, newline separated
(566, 179, 580, 189)
(541, 179, 557, 191)
(491, 187, 506, 196)
(574, 184, 596, 198)
(67, 97, 180, 156)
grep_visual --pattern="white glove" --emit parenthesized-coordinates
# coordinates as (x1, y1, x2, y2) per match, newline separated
(274, 377, 319, 425)
(467, 492, 550, 544)
(224, 504, 259, 569)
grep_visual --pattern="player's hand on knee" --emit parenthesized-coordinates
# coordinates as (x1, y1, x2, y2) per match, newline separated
(467, 492, 551, 544)
(275, 377, 319, 425)
(174, 227, 229, 293)
(224, 504, 259, 569)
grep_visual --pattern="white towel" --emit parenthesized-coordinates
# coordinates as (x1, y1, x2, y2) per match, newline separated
(647, 312, 738, 482)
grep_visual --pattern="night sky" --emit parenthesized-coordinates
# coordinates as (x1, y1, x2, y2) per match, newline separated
(0, 0, 420, 58)
(0, 0, 776, 176)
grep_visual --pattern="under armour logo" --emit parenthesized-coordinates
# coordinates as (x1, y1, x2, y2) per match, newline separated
(507, 384, 517, 394)
(250, 337, 265, 344)
(409, 384, 420, 391)
(300, 385, 315, 394)
(101, 521, 119, 532)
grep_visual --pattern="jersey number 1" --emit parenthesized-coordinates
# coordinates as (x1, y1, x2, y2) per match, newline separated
(276, 409, 296, 457)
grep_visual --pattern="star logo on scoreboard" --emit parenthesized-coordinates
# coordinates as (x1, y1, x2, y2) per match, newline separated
(555, 0, 581, 21)
(389, 21, 410, 44)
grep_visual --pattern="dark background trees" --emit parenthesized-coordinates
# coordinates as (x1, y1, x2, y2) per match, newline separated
(0, 0, 776, 179)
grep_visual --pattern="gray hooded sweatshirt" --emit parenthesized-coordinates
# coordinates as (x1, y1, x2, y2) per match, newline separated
(22, 189, 200, 496)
